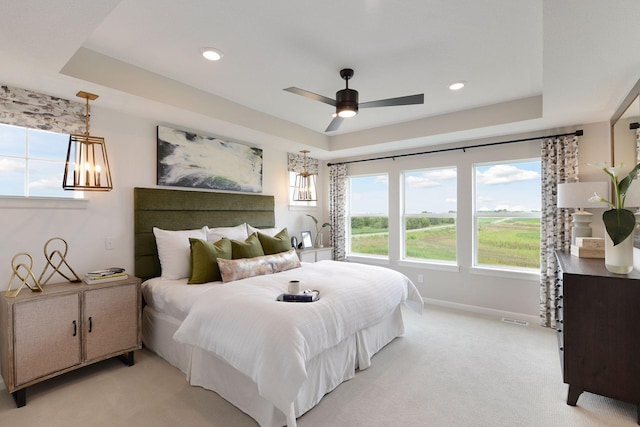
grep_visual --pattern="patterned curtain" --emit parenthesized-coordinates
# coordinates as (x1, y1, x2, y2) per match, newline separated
(287, 152, 319, 174)
(0, 84, 85, 134)
(636, 128, 640, 162)
(540, 135, 579, 328)
(329, 163, 348, 261)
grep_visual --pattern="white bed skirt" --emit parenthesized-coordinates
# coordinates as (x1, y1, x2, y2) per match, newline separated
(142, 305, 404, 427)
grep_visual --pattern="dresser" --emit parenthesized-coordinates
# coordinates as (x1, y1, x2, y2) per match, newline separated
(0, 276, 142, 407)
(555, 251, 640, 424)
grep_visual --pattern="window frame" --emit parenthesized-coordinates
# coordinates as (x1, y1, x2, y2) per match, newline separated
(346, 173, 390, 260)
(401, 166, 458, 266)
(472, 158, 541, 273)
(0, 122, 83, 201)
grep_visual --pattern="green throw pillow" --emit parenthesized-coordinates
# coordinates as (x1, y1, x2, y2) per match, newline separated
(231, 233, 265, 259)
(258, 228, 291, 255)
(188, 237, 232, 284)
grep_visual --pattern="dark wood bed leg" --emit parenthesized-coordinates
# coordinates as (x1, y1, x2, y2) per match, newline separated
(12, 388, 26, 408)
(566, 385, 582, 406)
(117, 351, 135, 367)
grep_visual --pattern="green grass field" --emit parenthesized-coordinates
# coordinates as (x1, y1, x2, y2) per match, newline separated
(350, 217, 540, 269)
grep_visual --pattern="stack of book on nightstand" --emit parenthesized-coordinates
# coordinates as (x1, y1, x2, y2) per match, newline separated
(571, 237, 605, 258)
(84, 267, 127, 284)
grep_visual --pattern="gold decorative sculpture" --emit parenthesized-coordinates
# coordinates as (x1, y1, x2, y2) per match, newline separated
(5, 253, 43, 298)
(38, 237, 81, 285)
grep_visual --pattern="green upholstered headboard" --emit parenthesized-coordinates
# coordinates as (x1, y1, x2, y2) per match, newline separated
(134, 187, 275, 281)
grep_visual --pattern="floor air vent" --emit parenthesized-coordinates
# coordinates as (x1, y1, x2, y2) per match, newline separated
(501, 317, 529, 326)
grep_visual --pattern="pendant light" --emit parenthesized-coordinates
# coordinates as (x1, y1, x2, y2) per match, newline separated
(62, 91, 113, 191)
(293, 150, 317, 202)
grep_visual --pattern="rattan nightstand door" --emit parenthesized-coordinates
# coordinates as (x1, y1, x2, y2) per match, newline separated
(83, 283, 138, 362)
(13, 294, 81, 386)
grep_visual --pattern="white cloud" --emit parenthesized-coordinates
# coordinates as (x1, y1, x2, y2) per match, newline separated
(476, 164, 539, 185)
(0, 158, 24, 172)
(374, 175, 388, 185)
(445, 198, 456, 203)
(406, 168, 456, 188)
(29, 176, 60, 190)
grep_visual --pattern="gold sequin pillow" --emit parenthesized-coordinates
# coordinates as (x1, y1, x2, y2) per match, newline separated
(217, 249, 301, 282)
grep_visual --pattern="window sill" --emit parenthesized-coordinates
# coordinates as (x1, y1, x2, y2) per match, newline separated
(346, 254, 390, 266)
(0, 196, 88, 210)
(288, 204, 318, 211)
(469, 266, 540, 281)
(397, 259, 460, 272)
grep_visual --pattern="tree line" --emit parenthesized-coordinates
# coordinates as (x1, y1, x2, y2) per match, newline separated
(351, 216, 455, 231)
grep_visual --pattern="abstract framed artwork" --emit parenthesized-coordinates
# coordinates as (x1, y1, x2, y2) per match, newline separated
(157, 125, 263, 193)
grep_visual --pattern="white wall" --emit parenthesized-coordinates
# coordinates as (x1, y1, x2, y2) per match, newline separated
(0, 106, 324, 285)
(0, 100, 612, 320)
(325, 122, 611, 320)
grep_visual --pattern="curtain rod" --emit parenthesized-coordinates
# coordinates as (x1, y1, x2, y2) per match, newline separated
(326, 129, 583, 167)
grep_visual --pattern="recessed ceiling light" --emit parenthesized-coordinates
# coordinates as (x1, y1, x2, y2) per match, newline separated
(201, 47, 223, 61)
(449, 81, 465, 91)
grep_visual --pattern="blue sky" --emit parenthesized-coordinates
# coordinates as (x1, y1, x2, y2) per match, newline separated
(0, 124, 70, 197)
(349, 161, 541, 215)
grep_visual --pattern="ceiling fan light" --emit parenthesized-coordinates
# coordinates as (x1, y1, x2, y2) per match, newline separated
(338, 108, 357, 118)
(201, 47, 223, 61)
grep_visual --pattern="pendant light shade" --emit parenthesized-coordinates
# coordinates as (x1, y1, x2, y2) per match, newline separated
(63, 91, 113, 191)
(293, 150, 317, 202)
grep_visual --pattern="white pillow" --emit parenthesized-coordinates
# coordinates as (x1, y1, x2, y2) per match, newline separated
(207, 223, 248, 242)
(246, 224, 280, 237)
(153, 227, 207, 279)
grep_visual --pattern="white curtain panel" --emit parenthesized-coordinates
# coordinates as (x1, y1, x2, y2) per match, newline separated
(539, 135, 579, 328)
(329, 164, 348, 261)
(0, 84, 85, 134)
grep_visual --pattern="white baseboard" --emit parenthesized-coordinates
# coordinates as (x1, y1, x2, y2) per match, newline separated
(422, 298, 542, 328)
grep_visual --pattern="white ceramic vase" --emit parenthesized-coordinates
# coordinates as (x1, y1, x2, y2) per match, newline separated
(604, 232, 634, 274)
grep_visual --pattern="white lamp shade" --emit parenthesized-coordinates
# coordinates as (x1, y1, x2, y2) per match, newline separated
(557, 181, 609, 208)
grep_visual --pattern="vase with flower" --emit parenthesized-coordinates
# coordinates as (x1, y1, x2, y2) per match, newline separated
(307, 214, 331, 248)
(589, 162, 640, 274)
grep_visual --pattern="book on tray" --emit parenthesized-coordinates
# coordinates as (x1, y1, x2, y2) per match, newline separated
(276, 290, 320, 302)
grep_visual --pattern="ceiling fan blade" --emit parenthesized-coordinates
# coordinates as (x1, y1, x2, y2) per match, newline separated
(284, 87, 336, 106)
(359, 94, 424, 109)
(325, 116, 344, 132)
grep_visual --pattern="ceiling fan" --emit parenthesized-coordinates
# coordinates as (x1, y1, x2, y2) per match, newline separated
(284, 68, 424, 132)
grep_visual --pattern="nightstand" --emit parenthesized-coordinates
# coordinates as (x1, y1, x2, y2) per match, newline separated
(296, 247, 333, 262)
(0, 276, 142, 407)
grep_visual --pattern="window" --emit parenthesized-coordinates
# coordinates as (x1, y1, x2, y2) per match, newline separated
(347, 174, 389, 257)
(0, 123, 77, 198)
(474, 160, 541, 270)
(402, 167, 457, 263)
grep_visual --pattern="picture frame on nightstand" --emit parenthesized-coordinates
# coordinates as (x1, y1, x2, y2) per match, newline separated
(301, 231, 313, 248)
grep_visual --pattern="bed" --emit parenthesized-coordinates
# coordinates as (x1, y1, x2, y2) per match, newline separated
(134, 187, 423, 427)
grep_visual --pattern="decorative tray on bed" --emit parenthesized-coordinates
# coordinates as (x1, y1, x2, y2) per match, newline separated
(276, 289, 320, 302)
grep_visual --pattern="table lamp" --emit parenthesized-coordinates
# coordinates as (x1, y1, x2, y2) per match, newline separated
(557, 181, 609, 244)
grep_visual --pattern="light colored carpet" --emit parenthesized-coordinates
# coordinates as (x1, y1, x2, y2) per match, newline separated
(0, 305, 636, 427)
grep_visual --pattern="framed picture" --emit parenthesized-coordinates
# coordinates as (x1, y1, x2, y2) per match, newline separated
(157, 125, 263, 193)
(301, 231, 313, 248)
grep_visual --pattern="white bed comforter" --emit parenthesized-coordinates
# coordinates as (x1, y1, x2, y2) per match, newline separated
(173, 260, 422, 420)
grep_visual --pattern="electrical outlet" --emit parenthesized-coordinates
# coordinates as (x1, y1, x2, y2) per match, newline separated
(105, 237, 115, 250)
(417, 274, 423, 283)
